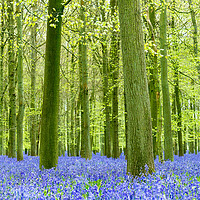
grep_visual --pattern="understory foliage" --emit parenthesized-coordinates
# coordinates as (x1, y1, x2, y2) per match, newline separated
(0, 153, 200, 199)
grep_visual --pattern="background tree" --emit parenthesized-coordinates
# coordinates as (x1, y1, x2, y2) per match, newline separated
(160, 0, 174, 161)
(79, 0, 92, 160)
(8, 0, 16, 158)
(16, 0, 24, 161)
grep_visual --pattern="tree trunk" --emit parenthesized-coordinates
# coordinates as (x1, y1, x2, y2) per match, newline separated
(39, 0, 63, 169)
(16, 0, 24, 161)
(188, 0, 198, 60)
(147, 0, 159, 159)
(110, 0, 120, 159)
(100, 0, 111, 158)
(30, 2, 37, 156)
(75, 95, 81, 156)
(8, 0, 16, 158)
(0, 0, 5, 155)
(118, 0, 155, 177)
(124, 90, 128, 160)
(160, 0, 174, 161)
(80, 0, 91, 159)
(70, 53, 75, 156)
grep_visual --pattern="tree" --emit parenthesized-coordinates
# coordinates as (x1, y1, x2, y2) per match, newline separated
(0, 0, 5, 155)
(160, 0, 174, 161)
(39, 0, 63, 169)
(146, 0, 159, 159)
(79, 0, 92, 160)
(16, 0, 24, 161)
(118, 0, 155, 177)
(110, 0, 120, 159)
(171, 0, 183, 157)
(101, 0, 111, 158)
(8, 0, 16, 158)
(30, 1, 37, 156)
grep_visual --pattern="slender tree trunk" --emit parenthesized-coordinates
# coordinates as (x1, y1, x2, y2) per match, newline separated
(160, 0, 174, 161)
(124, 90, 128, 160)
(90, 66, 95, 153)
(189, 99, 194, 154)
(16, 0, 24, 161)
(188, 0, 198, 61)
(171, 0, 183, 156)
(75, 95, 81, 156)
(147, 0, 159, 159)
(110, 0, 120, 159)
(0, 0, 5, 155)
(193, 101, 197, 154)
(8, 0, 16, 158)
(66, 98, 70, 156)
(172, 93, 177, 155)
(118, 0, 155, 177)
(70, 53, 75, 156)
(80, 0, 91, 159)
(30, 2, 37, 156)
(157, 91, 163, 162)
(39, 0, 63, 169)
(101, 0, 111, 158)
(175, 70, 183, 156)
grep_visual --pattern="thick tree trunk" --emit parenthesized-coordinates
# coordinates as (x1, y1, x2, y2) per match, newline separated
(160, 0, 174, 161)
(16, 0, 24, 161)
(118, 0, 155, 177)
(80, 0, 91, 159)
(39, 0, 63, 169)
(8, 0, 16, 158)
(30, 2, 37, 156)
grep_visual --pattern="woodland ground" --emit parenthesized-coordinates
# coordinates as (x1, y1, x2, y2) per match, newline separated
(0, 152, 200, 199)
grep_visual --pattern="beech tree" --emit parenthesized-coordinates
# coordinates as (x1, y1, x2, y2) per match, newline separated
(30, 1, 37, 156)
(39, 0, 64, 169)
(79, 0, 92, 159)
(160, 0, 174, 161)
(16, 0, 24, 161)
(118, 0, 155, 177)
(8, 0, 16, 158)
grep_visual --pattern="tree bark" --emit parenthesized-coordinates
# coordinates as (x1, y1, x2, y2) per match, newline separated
(0, 0, 5, 155)
(146, 0, 159, 159)
(80, 0, 91, 159)
(160, 0, 174, 161)
(39, 0, 63, 169)
(118, 0, 155, 177)
(30, 1, 37, 156)
(70, 52, 75, 156)
(16, 0, 24, 161)
(100, 0, 111, 158)
(110, 0, 120, 159)
(8, 0, 16, 158)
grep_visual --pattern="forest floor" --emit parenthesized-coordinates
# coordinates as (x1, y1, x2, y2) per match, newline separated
(0, 152, 200, 199)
